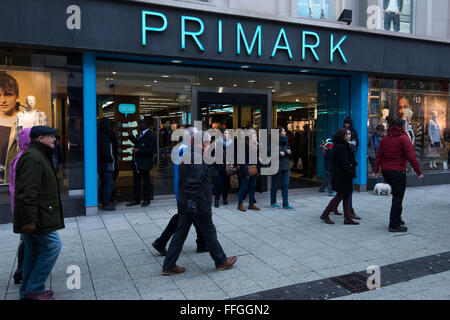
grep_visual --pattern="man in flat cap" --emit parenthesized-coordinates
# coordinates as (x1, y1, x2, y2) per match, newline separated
(13, 126, 64, 300)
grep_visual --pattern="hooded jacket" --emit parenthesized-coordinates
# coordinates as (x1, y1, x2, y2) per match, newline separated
(373, 126, 422, 175)
(9, 128, 31, 213)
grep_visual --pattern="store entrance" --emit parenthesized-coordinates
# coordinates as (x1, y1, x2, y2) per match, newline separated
(193, 87, 272, 192)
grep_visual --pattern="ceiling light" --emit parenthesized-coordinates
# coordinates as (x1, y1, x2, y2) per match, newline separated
(171, 60, 182, 64)
(241, 65, 250, 69)
(209, 78, 213, 80)
(296, 99, 300, 102)
(144, 84, 152, 87)
(288, 82, 292, 85)
(112, 72, 117, 75)
(105, 77, 114, 81)
(248, 80, 255, 83)
(233, 84, 237, 87)
(154, 80, 158, 83)
(161, 75, 170, 78)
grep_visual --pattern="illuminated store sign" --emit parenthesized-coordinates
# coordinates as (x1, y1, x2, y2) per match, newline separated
(141, 10, 348, 64)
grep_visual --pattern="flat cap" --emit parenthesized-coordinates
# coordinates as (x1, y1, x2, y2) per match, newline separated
(30, 126, 58, 139)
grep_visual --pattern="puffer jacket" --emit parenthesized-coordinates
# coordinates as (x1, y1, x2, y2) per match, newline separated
(373, 126, 422, 175)
(13, 140, 64, 234)
(9, 128, 31, 213)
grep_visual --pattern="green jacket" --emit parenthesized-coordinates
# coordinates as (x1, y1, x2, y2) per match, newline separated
(13, 140, 65, 234)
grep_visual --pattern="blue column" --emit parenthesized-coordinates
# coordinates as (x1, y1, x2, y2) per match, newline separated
(350, 73, 368, 190)
(83, 52, 98, 214)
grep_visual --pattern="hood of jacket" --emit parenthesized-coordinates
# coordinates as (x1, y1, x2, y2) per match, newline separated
(387, 126, 404, 137)
(18, 127, 31, 152)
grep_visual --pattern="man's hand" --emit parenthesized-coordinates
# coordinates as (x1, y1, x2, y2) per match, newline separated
(280, 151, 285, 156)
(418, 175, 424, 180)
(22, 221, 36, 234)
(384, 10, 389, 13)
(395, 10, 401, 15)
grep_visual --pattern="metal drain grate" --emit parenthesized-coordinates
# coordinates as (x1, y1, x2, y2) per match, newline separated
(330, 272, 369, 294)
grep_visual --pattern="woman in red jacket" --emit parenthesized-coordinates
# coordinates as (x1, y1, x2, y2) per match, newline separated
(372, 118, 424, 233)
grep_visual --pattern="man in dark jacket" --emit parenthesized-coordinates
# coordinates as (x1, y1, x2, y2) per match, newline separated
(127, 118, 156, 207)
(162, 128, 237, 275)
(98, 117, 118, 211)
(372, 118, 423, 233)
(13, 126, 64, 300)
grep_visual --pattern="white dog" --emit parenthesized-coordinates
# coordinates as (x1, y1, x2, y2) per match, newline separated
(373, 183, 391, 196)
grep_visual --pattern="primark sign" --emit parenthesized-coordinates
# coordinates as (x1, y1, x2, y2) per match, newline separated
(141, 10, 348, 64)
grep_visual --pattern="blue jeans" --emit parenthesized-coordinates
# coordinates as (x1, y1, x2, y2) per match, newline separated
(101, 171, 114, 205)
(271, 169, 290, 207)
(238, 176, 256, 205)
(20, 232, 62, 298)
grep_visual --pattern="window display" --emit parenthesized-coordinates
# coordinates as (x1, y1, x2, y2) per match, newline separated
(0, 49, 83, 201)
(368, 78, 449, 175)
(298, 0, 329, 19)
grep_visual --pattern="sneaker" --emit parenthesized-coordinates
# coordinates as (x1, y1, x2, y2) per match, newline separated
(271, 203, 281, 208)
(216, 256, 237, 271)
(24, 291, 55, 300)
(152, 240, 167, 256)
(283, 205, 295, 211)
(162, 265, 186, 276)
(389, 226, 408, 233)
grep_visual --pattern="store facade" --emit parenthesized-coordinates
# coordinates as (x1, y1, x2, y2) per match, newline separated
(0, 0, 449, 221)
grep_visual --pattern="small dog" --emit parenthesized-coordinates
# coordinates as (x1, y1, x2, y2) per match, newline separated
(373, 183, 391, 196)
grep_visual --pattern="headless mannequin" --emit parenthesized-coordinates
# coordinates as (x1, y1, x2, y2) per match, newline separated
(428, 111, 441, 168)
(309, 0, 326, 18)
(16, 96, 49, 133)
(380, 109, 389, 130)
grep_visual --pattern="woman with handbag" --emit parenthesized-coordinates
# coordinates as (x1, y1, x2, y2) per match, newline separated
(271, 127, 295, 210)
(237, 129, 259, 212)
(214, 129, 233, 207)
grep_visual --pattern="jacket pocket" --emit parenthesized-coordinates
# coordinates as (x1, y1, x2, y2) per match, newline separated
(36, 201, 59, 229)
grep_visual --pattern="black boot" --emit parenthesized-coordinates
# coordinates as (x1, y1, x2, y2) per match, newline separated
(214, 199, 220, 208)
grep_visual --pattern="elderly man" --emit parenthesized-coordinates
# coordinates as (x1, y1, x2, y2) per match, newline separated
(13, 126, 64, 300)
(162, 128, 237, 275)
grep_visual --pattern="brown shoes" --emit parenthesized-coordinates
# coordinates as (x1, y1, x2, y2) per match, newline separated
(350, 208, 361, 220)
(248, 204, 260, 211)
(333, 210, 343, 216)
(344, 218, 360, 225)
(162, 265, 186, 276)
(216, 256, 237, 271)
(237, 204, 246, 212)
(320, 213, 335, 225)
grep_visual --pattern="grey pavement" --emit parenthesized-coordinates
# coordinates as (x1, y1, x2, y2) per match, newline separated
(1, 184, 450, 300)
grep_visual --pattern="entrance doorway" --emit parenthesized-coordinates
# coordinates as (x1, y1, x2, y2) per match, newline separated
(193, 87, 272, 192)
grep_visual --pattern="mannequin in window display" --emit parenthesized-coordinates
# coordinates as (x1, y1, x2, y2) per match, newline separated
(398, 96, 415, 145)
(427, 111, 442, 168)
(380, 109, 390, 131)
(16, 96, 49, 133)
(383, 0, 403, 32)
(308, 0, 326, 19)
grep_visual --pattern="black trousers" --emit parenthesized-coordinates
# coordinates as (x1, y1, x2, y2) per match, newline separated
(382, 170, 406, 228)
(157, 213, 206, 249)
(163, 210, 227, 271)
(133, 168, 152, 202)
(215, 173, 229, 201)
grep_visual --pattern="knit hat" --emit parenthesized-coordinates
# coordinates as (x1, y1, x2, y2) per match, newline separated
(344, 116, 352, 126)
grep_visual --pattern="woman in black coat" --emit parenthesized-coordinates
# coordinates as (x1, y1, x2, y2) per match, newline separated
(320, 128, 359, 225)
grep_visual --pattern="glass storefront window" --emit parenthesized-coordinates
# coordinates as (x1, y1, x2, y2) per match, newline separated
(298, 0, 330, 19)
(96, 61, 340, 198)
(368, 77, 450, 176)
(0, 48, 83, 202)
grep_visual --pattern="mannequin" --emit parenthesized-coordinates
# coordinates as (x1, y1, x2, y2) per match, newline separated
(380, 109, 390, 130)
(398, 96, 415, 144)
(16, 95, 49, 133)
(308, 0, 326, 19)
(427, 111, 441, 168)
(384, 0, 403, 32)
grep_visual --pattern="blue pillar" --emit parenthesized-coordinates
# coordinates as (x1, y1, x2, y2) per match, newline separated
(83, 52, 98, 214)
(350, 73, 368, 190)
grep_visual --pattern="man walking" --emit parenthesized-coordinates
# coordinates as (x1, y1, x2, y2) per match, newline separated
(127, 118, 156, 207)
(13, 126, 64, 300)
(162, 128, 236, 275)
(372, 118, 423, 233)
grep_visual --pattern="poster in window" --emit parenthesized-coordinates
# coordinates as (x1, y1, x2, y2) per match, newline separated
(0, 70, 51, 184)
